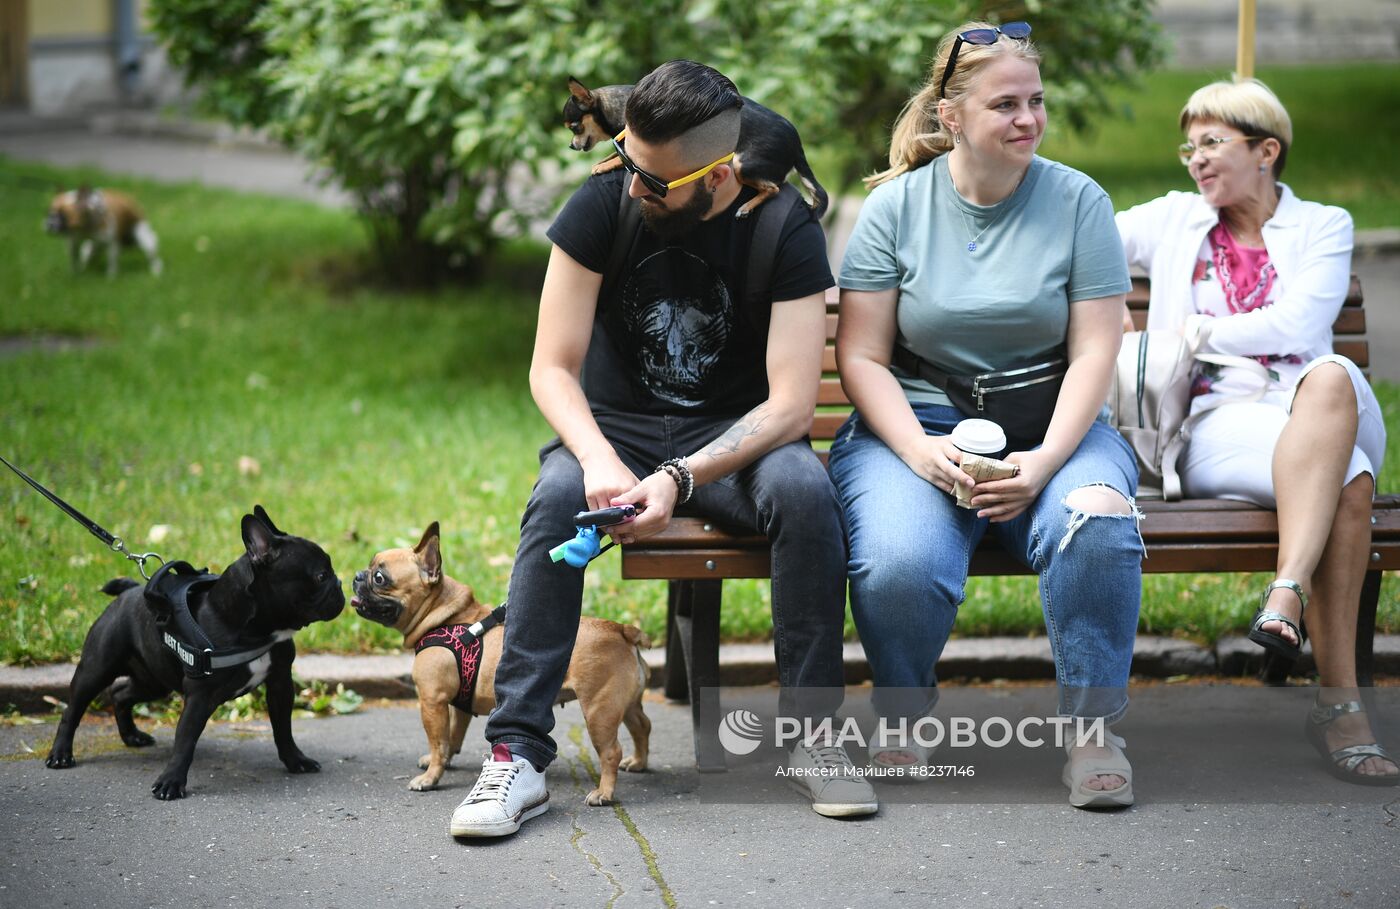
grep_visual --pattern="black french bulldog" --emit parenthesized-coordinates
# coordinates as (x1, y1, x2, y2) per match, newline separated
(45, 506, 345, 799)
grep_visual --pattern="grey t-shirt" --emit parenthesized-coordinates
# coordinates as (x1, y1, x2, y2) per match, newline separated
(839, 155, 1131, 405)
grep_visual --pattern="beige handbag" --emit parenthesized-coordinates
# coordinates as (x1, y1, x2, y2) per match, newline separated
(1110, 331, 1272, 500)
(1111, 331, 1195, 499)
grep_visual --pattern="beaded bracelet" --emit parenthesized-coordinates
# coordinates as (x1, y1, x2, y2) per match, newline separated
(658, 463, 683, 499)
(655, 457, 694, 505)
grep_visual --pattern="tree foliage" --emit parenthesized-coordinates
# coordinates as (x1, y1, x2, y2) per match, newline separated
(150, 0, 1163, 283)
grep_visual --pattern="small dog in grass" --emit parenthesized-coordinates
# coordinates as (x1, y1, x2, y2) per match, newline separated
(563, 76, 829, 219)
(45, 186, 163, 277)
(352, 522, 651, 804)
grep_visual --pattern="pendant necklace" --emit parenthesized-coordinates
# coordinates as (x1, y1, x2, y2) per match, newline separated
(951, 168, 1018, 253)
(956, 206, 1001, 253)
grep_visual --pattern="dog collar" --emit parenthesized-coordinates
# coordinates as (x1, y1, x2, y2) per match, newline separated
(145, 561, 280, 678)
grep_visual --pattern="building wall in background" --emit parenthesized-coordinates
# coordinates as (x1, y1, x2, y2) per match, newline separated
(1156, 0, 1399, 67)
(24, 0, 181, 116)
(30, 0, 109, 36)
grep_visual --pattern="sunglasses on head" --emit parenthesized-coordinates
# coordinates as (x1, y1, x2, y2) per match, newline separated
(938, 21, 1032, 100)
(611, 130, 735, 198)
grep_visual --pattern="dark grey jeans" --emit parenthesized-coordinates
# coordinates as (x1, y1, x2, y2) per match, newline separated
(483, 409, 848, 769)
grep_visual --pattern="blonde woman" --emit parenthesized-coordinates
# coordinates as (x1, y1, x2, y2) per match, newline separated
(1117, 78, 1396, 786)
(828, 21, 1142, 808)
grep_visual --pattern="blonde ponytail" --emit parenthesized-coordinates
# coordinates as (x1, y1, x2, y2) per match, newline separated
(865, 84, 954, 189)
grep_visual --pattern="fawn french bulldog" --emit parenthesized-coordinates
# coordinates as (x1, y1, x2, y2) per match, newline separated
(352, 522, 651, 804)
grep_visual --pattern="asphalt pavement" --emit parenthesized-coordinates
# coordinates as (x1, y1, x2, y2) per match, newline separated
(2, 685, 1398, 908)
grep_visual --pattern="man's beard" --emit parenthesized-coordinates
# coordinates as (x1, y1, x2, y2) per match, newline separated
(640, 183, 713, 242)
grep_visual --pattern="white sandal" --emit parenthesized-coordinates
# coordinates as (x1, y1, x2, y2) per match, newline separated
(1062, 730, 1134, 809)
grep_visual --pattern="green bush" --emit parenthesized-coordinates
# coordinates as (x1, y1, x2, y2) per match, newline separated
(150, 0, 1163, 281)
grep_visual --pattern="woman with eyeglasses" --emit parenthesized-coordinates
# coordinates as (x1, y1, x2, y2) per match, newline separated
(1116, 78, 1396, 786)
(828, 21, 1143, 809)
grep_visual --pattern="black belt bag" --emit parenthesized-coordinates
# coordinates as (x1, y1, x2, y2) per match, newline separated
(892, 344, 1067, 448)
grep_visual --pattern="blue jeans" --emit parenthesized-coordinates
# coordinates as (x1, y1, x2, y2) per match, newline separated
(484, 410, 848, 769)
(827, 403, 1143, 723)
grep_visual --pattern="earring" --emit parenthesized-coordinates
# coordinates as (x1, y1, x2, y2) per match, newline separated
(953, 131, 961, 145)
(1259, 164, 1268, 173)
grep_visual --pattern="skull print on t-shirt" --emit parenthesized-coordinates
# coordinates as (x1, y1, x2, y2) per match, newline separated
(619, 249, 733, 406)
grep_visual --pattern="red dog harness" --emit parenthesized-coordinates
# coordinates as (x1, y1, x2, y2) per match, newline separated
(413, 605, 506, 713)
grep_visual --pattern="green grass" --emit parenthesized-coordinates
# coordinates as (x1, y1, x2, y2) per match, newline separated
(3, 61, 1400, 665)
(0, 159, 795, 663)
(1039, 62, 1400, 228)
(1, 162, 546, 662)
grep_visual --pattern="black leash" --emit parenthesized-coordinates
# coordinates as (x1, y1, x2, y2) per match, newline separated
(3, 454, 287, 677)
(1, 454, 165, 579)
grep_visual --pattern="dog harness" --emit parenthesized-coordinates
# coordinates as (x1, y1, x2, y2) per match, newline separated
(414, 606, 507, 713)
(144, 560, 280, 678)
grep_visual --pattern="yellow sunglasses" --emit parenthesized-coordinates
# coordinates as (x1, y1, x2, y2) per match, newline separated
(611, 130, 735, 197)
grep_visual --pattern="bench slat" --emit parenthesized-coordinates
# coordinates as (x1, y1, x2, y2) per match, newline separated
(623, 495, 1400, 580)
(625, 549, 773, 579)
(812, 412, 848, 439)
(639, 497, 1400, 546)
(1335, 340, 1368, 367)
(850, 276, 1363, 311)
(817, 378, 848, 406)
(622, 530, 1400, 580)
(1127, 308, 1364, 335)
(1127, 274, 1362, 308)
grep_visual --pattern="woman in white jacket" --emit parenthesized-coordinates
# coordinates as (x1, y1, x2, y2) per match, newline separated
(1117, 78, 1395, 786)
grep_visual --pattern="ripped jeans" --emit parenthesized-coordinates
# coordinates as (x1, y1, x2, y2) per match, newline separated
(828, 403, 1143, 724)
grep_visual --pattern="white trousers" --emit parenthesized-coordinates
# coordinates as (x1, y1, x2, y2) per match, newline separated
(1181, 355, 1386, 508)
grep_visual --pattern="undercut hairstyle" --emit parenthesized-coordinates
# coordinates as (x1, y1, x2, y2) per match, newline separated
(671, 108, 741, 170)
(1179, 77, 1293, 178)
(868, 20, 1041, 188)
(626, 59, 744, 160)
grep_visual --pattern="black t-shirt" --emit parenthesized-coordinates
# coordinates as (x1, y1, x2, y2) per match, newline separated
(546, 170, 833, 417)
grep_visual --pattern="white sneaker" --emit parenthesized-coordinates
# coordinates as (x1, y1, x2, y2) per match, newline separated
(788, 739, 879, 818)
(449, 744, 549, 838)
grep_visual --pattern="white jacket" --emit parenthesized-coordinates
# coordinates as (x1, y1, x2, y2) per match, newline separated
(1115, 184, 1353, 364)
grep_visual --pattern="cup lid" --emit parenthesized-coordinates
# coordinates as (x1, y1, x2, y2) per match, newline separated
(949, 419, 1006, 454)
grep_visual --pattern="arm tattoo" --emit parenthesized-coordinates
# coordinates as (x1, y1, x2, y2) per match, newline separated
(700, 404, 771, 460)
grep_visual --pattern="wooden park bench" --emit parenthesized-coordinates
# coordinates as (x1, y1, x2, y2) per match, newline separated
(620, 276, 1397, 771)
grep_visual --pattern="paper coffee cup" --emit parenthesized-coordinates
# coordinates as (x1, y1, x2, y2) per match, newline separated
(949, 419, 1006, 456)
(949, 420, 1014, 508)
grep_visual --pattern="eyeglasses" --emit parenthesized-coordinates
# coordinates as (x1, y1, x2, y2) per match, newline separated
(611, 130, 735, 198)
(1177, 135, 1265, 166)
(938, 21, 1032, 100)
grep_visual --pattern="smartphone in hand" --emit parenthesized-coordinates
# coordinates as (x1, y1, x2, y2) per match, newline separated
(572, 504, 640, 527)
